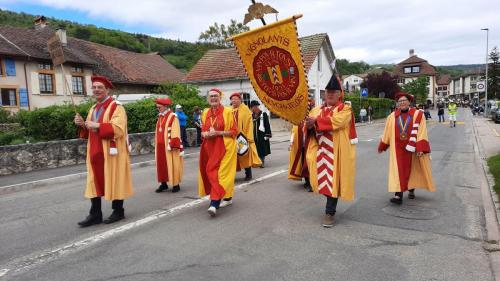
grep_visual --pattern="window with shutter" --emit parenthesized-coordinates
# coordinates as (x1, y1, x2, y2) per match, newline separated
(1, 88, 18, 106)
(4, 58, 16, 76)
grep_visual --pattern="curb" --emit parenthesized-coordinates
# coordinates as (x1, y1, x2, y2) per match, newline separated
(0, 153, 196, 196)
(0, 139, 291, 196)
(471, 117, 500, 244)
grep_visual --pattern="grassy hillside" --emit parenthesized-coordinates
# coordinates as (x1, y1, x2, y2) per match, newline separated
(0, 9, 220, 72)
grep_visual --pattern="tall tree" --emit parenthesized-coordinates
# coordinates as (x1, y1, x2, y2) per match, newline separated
(360, 71, 400, 99)
(336, 59, 370, 76)
(402, 77, 429, 104)
(488, 46, 500, 100)
(198, 19, 249, 47)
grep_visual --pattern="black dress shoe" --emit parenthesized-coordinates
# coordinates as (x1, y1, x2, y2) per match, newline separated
(103, 209, 125, 224)
(155, 184, 168, 193)
(390, 197, 403, 205)
(244, 175, 252, 181)
(172, 185, 180, 193)
(78, 213, 102, 227)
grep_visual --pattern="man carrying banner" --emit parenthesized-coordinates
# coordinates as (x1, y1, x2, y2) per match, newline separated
(305, 76, 357, 228)
(251, 100, 272, 167)
(378, 92, 435, 204)
(198, 89, 238, 217)
(288, 93, 316, 192)
(230, 92, 262, 182)
(73, 75, 133, 227)
(154, 97, 183, 194)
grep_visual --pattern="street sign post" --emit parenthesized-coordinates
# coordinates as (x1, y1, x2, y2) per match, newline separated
(361, 88, 368, 97)
(477, 81, 486, 92)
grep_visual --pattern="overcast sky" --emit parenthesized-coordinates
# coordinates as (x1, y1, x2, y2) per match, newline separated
(1, 0, 499, 65)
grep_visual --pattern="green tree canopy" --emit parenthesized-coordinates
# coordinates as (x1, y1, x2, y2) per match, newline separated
(198, 19, 249, 47)
(488, 46, 500, 100)
(360, 71, 400, 99)
(402, 77, 429, 104)
(336, 59, 370, 76)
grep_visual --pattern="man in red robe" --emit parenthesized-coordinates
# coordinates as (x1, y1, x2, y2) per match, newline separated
(74, 75, 133, 227)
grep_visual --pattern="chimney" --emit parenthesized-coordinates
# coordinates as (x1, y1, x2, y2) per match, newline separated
(56, 27, 67, 46)
(34, 16, 47, 30)
(409, 49, 415, 57)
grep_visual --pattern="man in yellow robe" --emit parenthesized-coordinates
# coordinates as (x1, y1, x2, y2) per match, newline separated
(154, 97, 183, 193)
(378, 92, 435, 204)
(74, 75, 133, 227)
(198, 89, 238, 217)
(305, 75, 356, 228)
(231, 92, 262, 181)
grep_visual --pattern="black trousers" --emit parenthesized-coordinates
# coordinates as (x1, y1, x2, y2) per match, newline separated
(181, 126, 189, 147)
(325, 196, 338, 215)
(90, 197, 123, 214)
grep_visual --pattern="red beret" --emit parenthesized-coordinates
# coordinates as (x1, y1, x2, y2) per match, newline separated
(155, 97, 172, 106)
(229, 92, 241, 100)
(395, 92, 414, 102)
(208, 88, 223, 97)
(91, 75, 114, 89)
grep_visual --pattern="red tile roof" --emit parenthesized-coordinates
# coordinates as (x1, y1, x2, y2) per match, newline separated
(436, 74, 451, 85)
(0, 25, 96, 65)
(73, 39, 184, 85)
(184, 33, 331, 83)
(0, 25, 184, 85)
(394, 55, 436, 77)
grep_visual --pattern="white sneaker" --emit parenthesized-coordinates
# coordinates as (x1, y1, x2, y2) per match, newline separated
(219, 200, 233, 208)
(207, 206, 217, 217)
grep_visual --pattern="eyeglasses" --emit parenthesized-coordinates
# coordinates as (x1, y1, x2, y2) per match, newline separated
(398, 99, 409, 103)
(91, 85, 106, 90)
(209, 95, 220, 98)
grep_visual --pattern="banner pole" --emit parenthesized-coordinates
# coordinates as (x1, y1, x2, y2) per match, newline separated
(60, 63, 77, 114)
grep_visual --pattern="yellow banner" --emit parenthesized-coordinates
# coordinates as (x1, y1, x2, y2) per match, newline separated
(230, 16, 308, 125)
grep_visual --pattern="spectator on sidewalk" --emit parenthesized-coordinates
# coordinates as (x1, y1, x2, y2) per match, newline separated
(193, 106, 202, 146)
(73, 75, 133, 227)
(176, 105, 189, 147)
(437, 101, 445, 123)
(251, 100, 272, 167)
(367, 104, 373, 123)
(360, 107, 367, 123)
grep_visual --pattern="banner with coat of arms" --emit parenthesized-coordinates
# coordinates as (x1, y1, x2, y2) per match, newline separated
(229, 15, 308, 125)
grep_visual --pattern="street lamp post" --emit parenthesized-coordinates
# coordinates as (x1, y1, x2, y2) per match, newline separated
(481, 28, 489, 114)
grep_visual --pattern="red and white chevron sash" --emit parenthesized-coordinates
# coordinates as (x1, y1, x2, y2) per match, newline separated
(317, 131, 334, 196)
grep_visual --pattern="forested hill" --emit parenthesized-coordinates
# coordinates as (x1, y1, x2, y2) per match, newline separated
(0, 9, 220, 72)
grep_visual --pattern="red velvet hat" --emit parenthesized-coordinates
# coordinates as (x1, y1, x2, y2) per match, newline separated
(395, 92, 414, 102)
(155, 97, 172, 106)
(91, 75, 114, 89)
(229, 92, 241, 100)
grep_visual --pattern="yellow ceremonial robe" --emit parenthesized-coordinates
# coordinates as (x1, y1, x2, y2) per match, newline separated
(84, 101, 134, 200)
(198, 106, 238, 199)
(155, 111, 184, 186)
(379, 110, 435, 193)
(306, 104, 356, 201)
(233, 104, 262, 170)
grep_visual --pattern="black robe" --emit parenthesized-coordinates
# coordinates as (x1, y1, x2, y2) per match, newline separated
(252, 111, 272, 159)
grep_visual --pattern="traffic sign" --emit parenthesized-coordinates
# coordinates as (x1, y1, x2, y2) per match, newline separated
(477, 81, 486, 92)
(361, 88, 368, 97)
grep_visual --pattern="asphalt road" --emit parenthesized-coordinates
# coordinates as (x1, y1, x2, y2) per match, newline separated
(0, 108, 495, 281)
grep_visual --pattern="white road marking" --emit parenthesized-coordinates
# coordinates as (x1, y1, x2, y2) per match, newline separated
(0, 169, 287, 279)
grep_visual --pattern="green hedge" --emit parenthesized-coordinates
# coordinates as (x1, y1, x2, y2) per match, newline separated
(0, 83, 208, 145)
(344, 96, 395, 121)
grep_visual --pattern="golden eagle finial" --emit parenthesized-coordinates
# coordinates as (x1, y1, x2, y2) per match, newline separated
(243, 2, 278, 25)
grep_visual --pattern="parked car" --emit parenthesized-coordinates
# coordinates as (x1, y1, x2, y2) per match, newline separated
(491, 107, 500, 123)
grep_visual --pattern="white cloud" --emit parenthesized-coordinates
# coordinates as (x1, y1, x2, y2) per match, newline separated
(4, 0, 500, 65)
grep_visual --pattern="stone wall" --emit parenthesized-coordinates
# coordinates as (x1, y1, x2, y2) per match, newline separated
(0, 128, 198, 176)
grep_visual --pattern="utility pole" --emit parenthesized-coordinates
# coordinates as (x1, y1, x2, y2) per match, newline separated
(481, 28, 489, 114)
